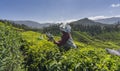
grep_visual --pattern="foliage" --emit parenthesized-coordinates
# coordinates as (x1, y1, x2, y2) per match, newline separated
(0, 22, 24, 71)
(21, 31, 60, 71)
(21, 31, 120, 71)
(1, 20, 120, 71)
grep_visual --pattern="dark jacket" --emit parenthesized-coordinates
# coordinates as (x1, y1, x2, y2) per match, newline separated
(54, 32, 70, 47)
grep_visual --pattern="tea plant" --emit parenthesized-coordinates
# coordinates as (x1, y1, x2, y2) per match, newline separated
(0, 22, 24, 71)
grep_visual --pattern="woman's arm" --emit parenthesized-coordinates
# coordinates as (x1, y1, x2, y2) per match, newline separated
(54, 33, 70, 47)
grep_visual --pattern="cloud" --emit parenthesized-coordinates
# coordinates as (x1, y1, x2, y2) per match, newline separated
(88, 15, 120, 20)
(111, 3, 120, 8)
(38, 19, 78, 23)
(39, 15, 120, 23)
(88, 16, 109, 20)
(51, 19, 79, 23)
(63, 19, 78, 23)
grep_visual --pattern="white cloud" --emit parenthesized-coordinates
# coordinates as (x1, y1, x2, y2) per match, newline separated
(111, 3, 120, 8)
(63, 19, 78, 23)
(38, 19, 78, 23)
(88, 15, 120, 20)
(88, 16, 109, 20)
(38, 15, 120, 23)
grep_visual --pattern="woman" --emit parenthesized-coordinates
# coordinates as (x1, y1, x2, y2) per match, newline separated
(53, 23, 76, 50)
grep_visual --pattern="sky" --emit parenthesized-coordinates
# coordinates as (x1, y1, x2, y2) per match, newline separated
(0, 0, 120, 23)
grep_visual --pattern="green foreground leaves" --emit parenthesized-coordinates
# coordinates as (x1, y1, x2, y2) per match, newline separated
(21, 31, 120, 71)
(1, 21, 120, 71)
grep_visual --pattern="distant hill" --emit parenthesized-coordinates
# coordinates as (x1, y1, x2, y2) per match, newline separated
(95, 17, 120, 24)
(70, 18, 105, 26)
(12, 20, 55, 28)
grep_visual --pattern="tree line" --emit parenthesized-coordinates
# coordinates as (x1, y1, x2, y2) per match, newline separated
(1, 19, 120, 36)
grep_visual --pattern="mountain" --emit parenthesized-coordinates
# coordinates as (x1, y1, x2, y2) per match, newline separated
(95, 17, 120, 24)
(12, 20, 55, 28)
(70, 18, 105, 26)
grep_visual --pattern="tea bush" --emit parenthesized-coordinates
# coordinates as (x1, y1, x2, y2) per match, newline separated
(21, 31, 120, 71)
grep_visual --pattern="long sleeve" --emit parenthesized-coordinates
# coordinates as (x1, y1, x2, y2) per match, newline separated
(54, 33, 70, 47)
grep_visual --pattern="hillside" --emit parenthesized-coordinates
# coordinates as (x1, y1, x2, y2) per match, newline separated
(70, 18, 105, 26)
(95, 17, 120, 24)
(11, 20, 55, 28)
(1, 21, 120, 71)
(0, 22, 24, 71)
(21, 30, 120, 71)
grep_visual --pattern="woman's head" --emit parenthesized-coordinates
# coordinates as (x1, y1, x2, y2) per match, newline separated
(59, 23, 71, 33)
